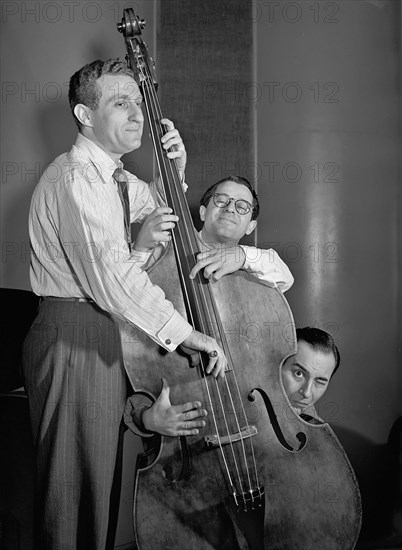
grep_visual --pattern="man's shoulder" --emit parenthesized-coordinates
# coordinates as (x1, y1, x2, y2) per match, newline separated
(32, 149, 98, 211)
(35, 151, 71, 190)
(43, 138, 110, 182)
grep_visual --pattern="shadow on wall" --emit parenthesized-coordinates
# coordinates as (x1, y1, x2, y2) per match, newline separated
(38, 100, 77, 164)
(333, 422, 402, 546)
(2, 101, 76, 289)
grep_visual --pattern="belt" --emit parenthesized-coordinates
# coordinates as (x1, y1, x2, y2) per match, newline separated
(40, 296, 95, 303)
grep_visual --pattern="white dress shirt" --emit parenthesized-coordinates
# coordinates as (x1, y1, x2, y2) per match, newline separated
(29, 133, 192, 351)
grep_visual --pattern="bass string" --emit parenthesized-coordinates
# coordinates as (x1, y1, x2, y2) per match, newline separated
(203, 300, 261, 498)
(140, 60, 259, 499)
(145, 73, 259, 497)
(143, 88, 245, 494)
(178, 232, 260, 496)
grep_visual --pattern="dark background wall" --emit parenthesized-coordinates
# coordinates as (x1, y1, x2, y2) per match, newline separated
(1, 0, 400, 547)
(255, 1, 401, 540)
(158, 0, 401, 542)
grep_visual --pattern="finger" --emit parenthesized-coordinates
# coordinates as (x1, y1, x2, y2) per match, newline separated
(151, 213, 177, 224)
(162, 134, 183, 151)
(163, 135, 182, 147)
(182, 409, 207, 421)
(166, 147, 185, 159)
(153, 225, 175, 237)
(176, 428, 201, 437)
(151, 206, 173, 217)
(182, 419, 206, 430)
(189, 262, 204, 280)
(158, 220, 178, 230)
(162, 129, 180, 142)
(154, 214, 179, 226)
(160, 117, 174, 131)
(202, 262, 221, 280)
(206, 352, 226, 379)
(209, 267, 224, 282)
(196, 251, 214, 262)
(212, 359, 226, 379)
(205, 355, 218, 376)
(179, 400, 203, 413)
(160, 377, 170, 400)
(189, 256, 219, 280)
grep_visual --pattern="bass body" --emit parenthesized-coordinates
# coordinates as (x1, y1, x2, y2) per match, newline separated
(119, 243, 362, 550)
(116, 8, 362, 548)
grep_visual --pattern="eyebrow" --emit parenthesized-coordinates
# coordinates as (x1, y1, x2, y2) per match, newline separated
(216, 191, 253, 202)
(106, 93, 142, 105)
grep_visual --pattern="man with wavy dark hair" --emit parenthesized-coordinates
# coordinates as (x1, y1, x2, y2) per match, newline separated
(23, 58, 228, 550)
(69, 59, 135, 127)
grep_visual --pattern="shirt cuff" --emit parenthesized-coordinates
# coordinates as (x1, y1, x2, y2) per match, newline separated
(124, 395, 155, 438)
(156, 309, 193, 352)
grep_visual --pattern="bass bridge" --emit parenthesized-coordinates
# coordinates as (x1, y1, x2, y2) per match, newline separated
(204, 425, 258, 448)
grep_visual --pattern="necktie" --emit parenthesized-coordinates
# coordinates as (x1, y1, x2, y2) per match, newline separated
(113, 166, 131, 252)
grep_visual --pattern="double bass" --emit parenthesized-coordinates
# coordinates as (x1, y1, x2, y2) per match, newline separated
(117, 8, 362, 549)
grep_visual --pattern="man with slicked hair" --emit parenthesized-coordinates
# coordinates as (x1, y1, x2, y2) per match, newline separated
(281, 327, 340, 421)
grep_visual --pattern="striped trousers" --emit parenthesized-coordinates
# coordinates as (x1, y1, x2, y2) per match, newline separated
(22, 299, 128, 550)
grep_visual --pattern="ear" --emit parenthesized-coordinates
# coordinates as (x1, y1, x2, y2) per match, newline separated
(199, 205, 206, 222)
(74, 104, 93, 128)
(245, 220, 257, 235)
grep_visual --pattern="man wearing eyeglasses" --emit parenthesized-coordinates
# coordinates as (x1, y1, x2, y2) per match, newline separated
(190, 175, 292, 286)
(126, 175, 294, 437)
(134, 175, 293, 289)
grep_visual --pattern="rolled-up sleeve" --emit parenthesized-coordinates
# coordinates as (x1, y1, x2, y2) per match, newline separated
(54, 171, 193, 351)
(240, 246, 294, 292)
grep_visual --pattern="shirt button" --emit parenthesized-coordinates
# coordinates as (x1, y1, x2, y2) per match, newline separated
(165, 339, 171, 345)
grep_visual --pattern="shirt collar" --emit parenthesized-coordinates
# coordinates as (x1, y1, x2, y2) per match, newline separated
(72, 133, 120, 184)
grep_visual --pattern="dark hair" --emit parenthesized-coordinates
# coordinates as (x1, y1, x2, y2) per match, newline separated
(199, 176, 260, 220)
(68, 59, 135, 129)
(296, 327, 340, 376)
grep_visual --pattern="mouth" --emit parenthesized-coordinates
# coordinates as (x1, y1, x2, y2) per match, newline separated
(218, 216, 236, 224)
(125, 123, 143, 131)
(292, 401, 310, 410)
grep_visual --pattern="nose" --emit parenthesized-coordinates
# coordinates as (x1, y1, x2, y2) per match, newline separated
(129, 103, 144, 123)
(224, 198, 236, 213)
(299, 381, 313, 399)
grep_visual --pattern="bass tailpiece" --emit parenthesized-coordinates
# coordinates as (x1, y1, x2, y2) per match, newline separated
(227, 487, 265, 550)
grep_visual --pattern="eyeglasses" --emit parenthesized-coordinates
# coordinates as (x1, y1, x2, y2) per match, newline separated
(211, 193, 253, 216)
